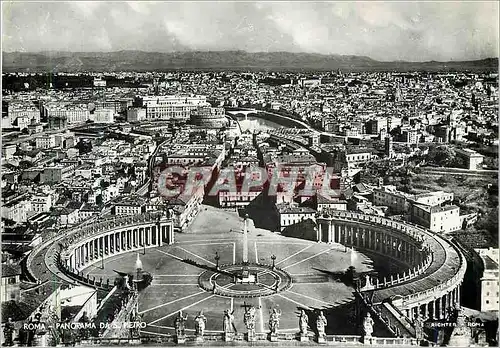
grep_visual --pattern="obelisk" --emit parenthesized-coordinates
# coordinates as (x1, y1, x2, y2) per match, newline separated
(243, 214, 249, 264)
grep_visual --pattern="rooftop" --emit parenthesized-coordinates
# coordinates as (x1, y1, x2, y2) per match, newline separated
(414, 204, 459, 213)
(2, 263, 22, 277)
(276, 203, 316, 214)
(480, 255, 498, 271)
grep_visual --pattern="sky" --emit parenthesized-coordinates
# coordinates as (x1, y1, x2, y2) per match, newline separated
(2, 1, 499, 61)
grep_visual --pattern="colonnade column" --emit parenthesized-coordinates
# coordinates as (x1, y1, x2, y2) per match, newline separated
(435, 298, 440, 319)
(406, 242, 410, 264)
(441, 296, 446, 318)
(157, 225, 162, 247)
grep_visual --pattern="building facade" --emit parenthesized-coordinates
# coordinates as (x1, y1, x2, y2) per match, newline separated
(476, 248, 499, 312)
(190, 107, 228, 128)
(411, 204, 461, 233)
(138, 95, 209, 121)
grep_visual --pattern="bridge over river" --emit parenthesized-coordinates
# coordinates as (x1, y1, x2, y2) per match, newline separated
(225, 107, 344, 139)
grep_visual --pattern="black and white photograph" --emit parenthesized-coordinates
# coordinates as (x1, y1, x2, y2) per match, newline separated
(1, 1, 499, 347)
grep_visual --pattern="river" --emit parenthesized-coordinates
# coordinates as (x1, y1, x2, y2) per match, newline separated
(237, 116, 284, 132)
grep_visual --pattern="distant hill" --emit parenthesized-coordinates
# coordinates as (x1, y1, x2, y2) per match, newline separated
(2, 51, 498, 72)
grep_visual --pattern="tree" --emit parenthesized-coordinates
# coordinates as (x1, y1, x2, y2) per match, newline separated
(95, 194, 103, 206)
(427, 145, 457, 167)
(475, 209, 498, 238)
(19, 160, 33, 169)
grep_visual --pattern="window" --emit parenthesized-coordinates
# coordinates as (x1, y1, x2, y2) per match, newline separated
(8, 277, 16, 284)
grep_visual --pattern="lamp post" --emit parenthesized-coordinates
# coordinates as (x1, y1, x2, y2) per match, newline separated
(271, 254, 276, 270)
(215, 252, 220, 271)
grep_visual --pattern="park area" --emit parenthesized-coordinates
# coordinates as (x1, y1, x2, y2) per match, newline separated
(81, 205, 390, 337)
(411, 173, 498, 248)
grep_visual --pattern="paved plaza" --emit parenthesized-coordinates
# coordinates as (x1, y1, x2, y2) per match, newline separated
(82, 206, 382, 337)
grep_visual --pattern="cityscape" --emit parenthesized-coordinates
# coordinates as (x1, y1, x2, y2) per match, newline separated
(1, 1, 499, 347)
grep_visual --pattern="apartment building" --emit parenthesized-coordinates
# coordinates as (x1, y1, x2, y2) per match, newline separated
(91, 108, 114, 123)
(127, 107, 146, 122)
(411, 191, 454, 206)
(475, 248, 499, 312)
(275, 203, 316, 231)
(373, 185, 411, 213)
(43, 103, 90, 125)
(5, 102, 40, 130)
(35, 135, 56, 149)
(411, 204, 461, 233)
(112, 196, 147, 216)
(316, 193, 347, 212)
(455, 148, 485, 170)
(40, 164, 77, 184)
(2, 193, 31, 223)
(1, 263, 22, 302)
(30, 194, 53, 214)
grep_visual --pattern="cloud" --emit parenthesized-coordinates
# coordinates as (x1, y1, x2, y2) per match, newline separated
(2, 1, 498, 61)
(69, 1, 102, 18)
